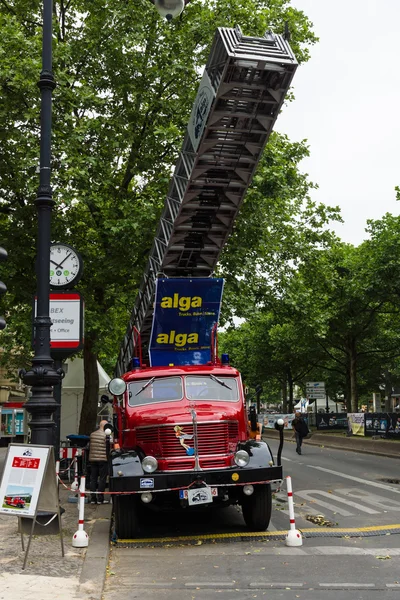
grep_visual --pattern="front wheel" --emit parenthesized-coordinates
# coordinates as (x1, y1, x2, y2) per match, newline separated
(113, 495, 140, 539)
(242, 484, 272, 531)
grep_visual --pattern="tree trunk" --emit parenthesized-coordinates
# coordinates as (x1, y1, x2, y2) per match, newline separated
(349, 340, 358, 413)
(288, 368, 294, 413)
(79, 336, 99, 435)
(383, 370, 392, 412)
(282, 379, 287, 413)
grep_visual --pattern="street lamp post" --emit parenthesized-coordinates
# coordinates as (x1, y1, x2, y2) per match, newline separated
(21, 0, 61, 445)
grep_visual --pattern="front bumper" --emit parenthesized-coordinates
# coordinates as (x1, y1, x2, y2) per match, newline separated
(110, 464, 283, 493)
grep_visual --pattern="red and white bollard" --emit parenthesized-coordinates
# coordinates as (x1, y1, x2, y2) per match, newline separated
(285, 475, 303, 547)
(70, 456, 79, 491)
(72, 475, 89, 548)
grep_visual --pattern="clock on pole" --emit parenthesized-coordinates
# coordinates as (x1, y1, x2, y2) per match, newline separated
(49, 243, 83, 289)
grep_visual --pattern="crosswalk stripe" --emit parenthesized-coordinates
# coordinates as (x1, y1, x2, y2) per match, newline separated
(308, 465, 400, 494)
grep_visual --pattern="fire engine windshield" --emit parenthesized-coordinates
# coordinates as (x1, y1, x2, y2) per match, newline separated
(185, 376, 239, 401)
(128, 377, 183, 406)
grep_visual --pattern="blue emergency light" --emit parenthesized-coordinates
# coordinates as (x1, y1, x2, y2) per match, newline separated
(221, 353, 229, 365)
(131, 357, 141, 369)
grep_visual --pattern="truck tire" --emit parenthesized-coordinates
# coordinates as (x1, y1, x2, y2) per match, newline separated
(242, 484, 272, 531)
(113, 495, 139, 539)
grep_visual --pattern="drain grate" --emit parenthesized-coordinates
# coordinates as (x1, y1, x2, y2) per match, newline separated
(380, 478, 400, 485)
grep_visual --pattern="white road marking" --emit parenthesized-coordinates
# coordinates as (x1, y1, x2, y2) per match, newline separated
(308, 465, 400, 495)
(337, 488, 400, 511)
(249, 583, 304, 588)
(185, 582, 234, 588)
(295, 489, 379, 516)
(319, 583, 375, 588)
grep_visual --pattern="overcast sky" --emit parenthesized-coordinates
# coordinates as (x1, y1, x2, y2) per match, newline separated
(276, 0, 400, 246)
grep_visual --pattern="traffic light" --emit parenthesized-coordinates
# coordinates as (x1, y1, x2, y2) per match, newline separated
(0, 246, 7, 330)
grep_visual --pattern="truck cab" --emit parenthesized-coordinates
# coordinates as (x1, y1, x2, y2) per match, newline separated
(108, 360, 283, 539)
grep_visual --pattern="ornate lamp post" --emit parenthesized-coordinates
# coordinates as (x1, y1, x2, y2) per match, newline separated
(20, 0, 192, 446)
(21, 0, 61, 446)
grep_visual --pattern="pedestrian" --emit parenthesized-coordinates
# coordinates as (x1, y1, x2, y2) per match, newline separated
(88, 420, 110, 504)
(292, 411, 309, 455)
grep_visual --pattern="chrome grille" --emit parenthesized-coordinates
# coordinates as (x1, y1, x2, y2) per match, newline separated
(136, 421, 239, 458)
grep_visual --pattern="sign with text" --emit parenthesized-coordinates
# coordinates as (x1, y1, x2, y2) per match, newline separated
(306, 381, 326, 399)
(364, 413, 400, 437)
(149, 278, 224, 367)
(262, 413, 296, 430)
(0, 445, 50, 517)
(316, 413, 348, 430)
(34, 291, 84, 353)
(187, 70, 216, 152)
(347, 413, 365, 436)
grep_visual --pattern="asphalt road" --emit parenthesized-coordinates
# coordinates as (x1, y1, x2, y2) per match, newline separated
(103, 440, 400, 600)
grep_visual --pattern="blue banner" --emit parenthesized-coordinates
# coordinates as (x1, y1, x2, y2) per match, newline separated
(149, 278, 224, 367)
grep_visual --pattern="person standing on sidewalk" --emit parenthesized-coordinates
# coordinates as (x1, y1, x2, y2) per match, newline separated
(88, 420, 110, 504)
(292, 411, 309, 455)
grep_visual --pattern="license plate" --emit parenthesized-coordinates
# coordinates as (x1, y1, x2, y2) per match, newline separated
(179, 487, 217, 505)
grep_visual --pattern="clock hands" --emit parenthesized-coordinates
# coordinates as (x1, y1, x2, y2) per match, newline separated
(57, 252, 72, 269)
(50, 252, 72, 270)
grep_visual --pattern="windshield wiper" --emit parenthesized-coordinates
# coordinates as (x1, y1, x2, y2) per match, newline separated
(135, 377, 155, 396)
(209, 374, 232, 390)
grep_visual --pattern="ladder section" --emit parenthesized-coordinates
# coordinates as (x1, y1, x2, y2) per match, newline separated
(116, 25, 297, 375)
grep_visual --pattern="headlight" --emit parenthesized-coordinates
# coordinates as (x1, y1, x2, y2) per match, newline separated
(234, 449, 250, 467)
(142, 456, 158, 473)
(108, 378, 127, 396)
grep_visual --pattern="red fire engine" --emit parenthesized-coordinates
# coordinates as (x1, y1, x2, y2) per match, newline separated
(4, 495, 26, 508)
(108, 356, 284, 539)
(109, 26, 296, 539)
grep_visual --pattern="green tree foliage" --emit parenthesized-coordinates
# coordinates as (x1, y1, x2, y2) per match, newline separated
(0, 0, 317, 432)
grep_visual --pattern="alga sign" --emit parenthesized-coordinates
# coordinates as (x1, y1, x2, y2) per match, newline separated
(149, 278, 224, 367)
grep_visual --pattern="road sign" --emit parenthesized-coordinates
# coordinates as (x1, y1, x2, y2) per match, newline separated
(306, 381, 326, 399)
(306, 381, 325, 390)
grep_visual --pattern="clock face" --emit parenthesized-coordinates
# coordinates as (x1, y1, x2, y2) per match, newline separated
(50, 244, 82, 289)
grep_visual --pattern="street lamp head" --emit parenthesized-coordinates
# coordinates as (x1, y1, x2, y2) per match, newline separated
(150, 0, 190, 21)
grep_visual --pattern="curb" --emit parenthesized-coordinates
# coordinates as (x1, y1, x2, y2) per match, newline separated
(79, 504, 112, 600)
(114, 523, 400, 548)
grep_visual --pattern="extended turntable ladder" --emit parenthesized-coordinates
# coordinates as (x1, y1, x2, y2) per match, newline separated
(116, 25, 297, 375)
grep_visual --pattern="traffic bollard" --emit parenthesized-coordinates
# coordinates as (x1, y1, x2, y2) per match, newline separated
(285, 475, 303, 547)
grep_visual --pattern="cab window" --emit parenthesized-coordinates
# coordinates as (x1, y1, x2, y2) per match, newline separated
(185, 376, 239, 401)
(128, 377, 183, 406)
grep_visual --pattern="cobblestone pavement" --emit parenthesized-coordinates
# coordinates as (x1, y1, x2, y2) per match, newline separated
(0, 448, 111, 600)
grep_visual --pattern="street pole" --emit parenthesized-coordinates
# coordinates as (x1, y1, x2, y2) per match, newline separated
(21, 0, 61, 445)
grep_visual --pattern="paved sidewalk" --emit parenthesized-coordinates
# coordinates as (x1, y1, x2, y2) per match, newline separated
(0, 447, 112, 600)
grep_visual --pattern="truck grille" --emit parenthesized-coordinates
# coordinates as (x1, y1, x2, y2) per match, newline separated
(136, 421, 239, 461)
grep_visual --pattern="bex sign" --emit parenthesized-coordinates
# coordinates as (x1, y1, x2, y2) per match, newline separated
(34, 292, 84, 354)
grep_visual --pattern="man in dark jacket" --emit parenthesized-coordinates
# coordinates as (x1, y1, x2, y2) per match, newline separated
(292, 412, 309, 455)
(88, 420, 110, 504)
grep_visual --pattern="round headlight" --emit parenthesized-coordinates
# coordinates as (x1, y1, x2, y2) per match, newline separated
(277, 418, 284, 426)
(108, 378, 127, 396)
(234, 449, 250, 467)
(142, 456, 158, 473)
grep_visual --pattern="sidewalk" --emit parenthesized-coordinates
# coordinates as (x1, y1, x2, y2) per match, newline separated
(0, 447, 112, 600)
(262, 429, 400, 458)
